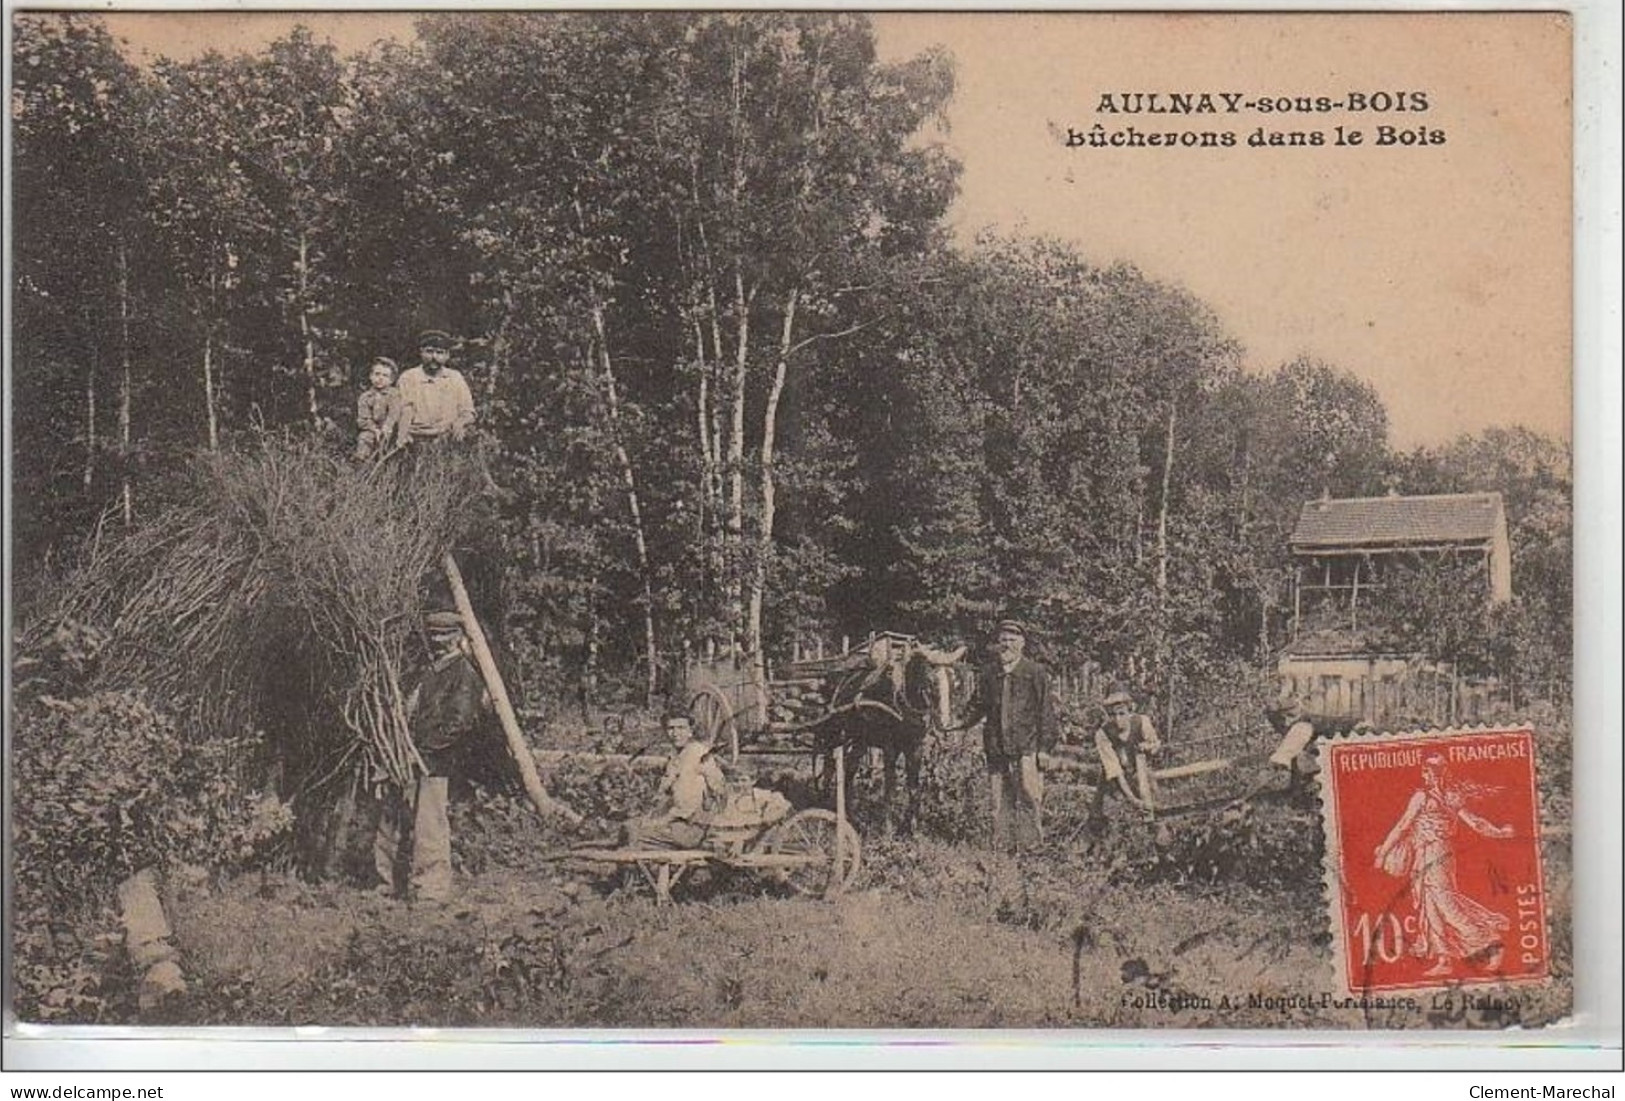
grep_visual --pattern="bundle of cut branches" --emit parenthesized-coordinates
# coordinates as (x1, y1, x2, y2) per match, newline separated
(32, 436, 491, 790)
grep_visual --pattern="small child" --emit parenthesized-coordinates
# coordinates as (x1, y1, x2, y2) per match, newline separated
(354, 357, 403, 461)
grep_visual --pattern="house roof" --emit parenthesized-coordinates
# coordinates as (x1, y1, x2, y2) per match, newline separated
(1290, 492, 1505, 551)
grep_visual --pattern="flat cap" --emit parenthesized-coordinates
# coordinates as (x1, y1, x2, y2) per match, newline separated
(418, 329, 453, 350)
(994, 619, 1026, 637)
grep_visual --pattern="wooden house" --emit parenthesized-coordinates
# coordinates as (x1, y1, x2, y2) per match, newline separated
(1281, 491, 1513, 728)
(1289, 491, 1512, 638)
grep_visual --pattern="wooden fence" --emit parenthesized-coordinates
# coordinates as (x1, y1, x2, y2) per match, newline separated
(1278, 657, 1509, 729)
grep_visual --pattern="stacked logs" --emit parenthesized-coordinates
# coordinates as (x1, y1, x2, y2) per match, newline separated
(767, 674, 840, 727)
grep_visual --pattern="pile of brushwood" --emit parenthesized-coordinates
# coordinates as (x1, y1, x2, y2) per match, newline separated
(19, 436, 504, 874)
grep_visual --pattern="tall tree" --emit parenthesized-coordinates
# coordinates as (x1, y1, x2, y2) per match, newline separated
(12, 15, 150, 550)
(145, 51, 272, 451)
(236, 30, 356, 430)
(656, 14, 957, 700)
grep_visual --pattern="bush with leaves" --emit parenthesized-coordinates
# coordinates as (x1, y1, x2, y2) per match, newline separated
(10, 686, 292, 1022)
(14, 691, 291, 901)
(1095, 800, 1323, 895)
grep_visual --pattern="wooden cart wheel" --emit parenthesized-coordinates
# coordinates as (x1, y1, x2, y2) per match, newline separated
(759, 809, 861, 899)
(689, 685, 740, 763)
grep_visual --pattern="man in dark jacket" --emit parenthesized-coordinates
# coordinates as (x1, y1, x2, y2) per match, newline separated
(374, 610, 493, 903)
(961, 619, 1058, 851)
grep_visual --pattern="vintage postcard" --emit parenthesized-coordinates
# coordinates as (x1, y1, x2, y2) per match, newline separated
(6, 9, 1579, 1046)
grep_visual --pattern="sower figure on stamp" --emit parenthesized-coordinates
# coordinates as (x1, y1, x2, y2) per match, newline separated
(621, 713, 728, 850)
(1374, 752, 1514, 977)
(397, 329, 475, 447)
(961, 619, 1058, 852)
(374, 610, 494, 903)
(1088, 682, 1162, 829)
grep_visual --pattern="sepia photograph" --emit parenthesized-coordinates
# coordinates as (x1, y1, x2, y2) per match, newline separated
(5, 8, 1588, 1048)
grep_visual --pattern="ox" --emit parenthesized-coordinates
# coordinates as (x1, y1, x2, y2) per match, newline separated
(807, 638, 968, 836)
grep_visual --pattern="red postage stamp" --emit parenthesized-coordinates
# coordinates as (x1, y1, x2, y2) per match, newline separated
(1319, 726, 1550, 995)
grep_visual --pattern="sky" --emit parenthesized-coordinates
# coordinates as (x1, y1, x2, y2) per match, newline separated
(89, 10, 1574, 450)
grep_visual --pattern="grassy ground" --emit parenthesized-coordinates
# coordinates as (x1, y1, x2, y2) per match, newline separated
(23, 706, 1571, 1030)
(145, 777, 1571, 1030)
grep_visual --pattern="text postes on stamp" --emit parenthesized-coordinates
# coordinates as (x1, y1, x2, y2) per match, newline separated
(1319, 727, 1549, 996)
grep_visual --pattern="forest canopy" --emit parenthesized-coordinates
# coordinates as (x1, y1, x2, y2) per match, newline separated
(10, 12, 1572, 707)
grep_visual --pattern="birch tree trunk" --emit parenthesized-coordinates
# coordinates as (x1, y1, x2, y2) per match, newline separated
(706, 290, 727, 598)
(589, 305, 660, 706)
(117, 239, 133, 526)
(693, 316, 714, 552)
(203, 333, 219, 452)
(203, 253, 220, 451)
(726, 271, 753, 647)
(688, 221, 731, 629)
(722, 40, 751, 652)
(298, 228, 318, 428)
(703, 247, 727, 513)
(83, 343, 98, 489)
(745, 286, 800, 725)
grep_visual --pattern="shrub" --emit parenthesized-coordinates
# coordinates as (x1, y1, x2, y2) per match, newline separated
(1097, 799, 1323, 895)
(10, 687, 292, 1021)
(14, 692, 289, 901)
(911, 735, 996, 843)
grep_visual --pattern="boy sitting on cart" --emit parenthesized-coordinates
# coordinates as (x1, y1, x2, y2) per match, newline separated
(620, 713, 794, 851)
(622, 713, 729, 850)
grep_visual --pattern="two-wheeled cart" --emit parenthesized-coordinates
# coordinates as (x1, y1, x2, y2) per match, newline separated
(549, 798, 861, 905)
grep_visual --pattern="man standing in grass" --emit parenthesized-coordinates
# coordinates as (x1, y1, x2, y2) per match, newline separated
(961, 619, 1058, 852)
(374, 610, 492, 903)
(397, 329, 475, 445)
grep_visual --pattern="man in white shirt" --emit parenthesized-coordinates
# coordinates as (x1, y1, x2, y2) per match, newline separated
(397, 329, 475, 443)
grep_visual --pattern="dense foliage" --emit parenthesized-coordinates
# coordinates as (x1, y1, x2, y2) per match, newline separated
(9, 667, 291, 1019)
(12, 12, 1571, 708)
(7, 18, 1573, 1029)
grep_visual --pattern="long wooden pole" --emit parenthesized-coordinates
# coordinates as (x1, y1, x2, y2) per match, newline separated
(443, 552, 581, 826)
(833, 744, 846, 899)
